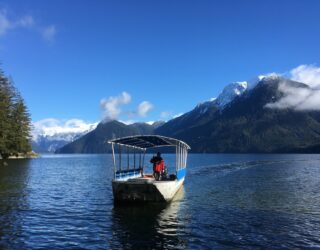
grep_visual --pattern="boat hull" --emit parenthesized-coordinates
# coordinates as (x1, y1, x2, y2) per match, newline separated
(112, 178, 184, 203)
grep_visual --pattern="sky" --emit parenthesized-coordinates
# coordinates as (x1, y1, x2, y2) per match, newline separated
(1, 0, 320, 132)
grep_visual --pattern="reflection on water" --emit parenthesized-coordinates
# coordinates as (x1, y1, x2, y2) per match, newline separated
(0, 159, 31, 249)
(0, 154, 320, 249)
(111, 187, 187, 249)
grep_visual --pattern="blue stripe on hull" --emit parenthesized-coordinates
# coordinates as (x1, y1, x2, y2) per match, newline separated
(176, 168, 186, 180)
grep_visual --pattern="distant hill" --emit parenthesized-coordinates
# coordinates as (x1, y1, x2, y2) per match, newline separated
(31, 123, 97, 153)
(55, 120, 161, 153)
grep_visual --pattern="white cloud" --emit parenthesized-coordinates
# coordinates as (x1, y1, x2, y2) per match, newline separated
(137, 101, 153, 117)
(100, 92, 132, 120)
(0, 9, 55, 42)
(119, 119, 136, 125)
(290, 64, 320, 88)
(0, 10, 11, 35)
(265, 81, 320, 110)
(42, 25, 56, 42)
(160, 111, 172, 119)
(100, 92, 154, 121)
(266, 65, 320, 111)
(18, 15, 35, 28)
(32, 118, 98, 140)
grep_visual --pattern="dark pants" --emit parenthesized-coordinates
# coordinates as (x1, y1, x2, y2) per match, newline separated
(154, 171, 160, 181)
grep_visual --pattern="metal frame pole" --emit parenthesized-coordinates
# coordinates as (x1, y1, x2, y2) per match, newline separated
(181, 145, 183, 168)
(185, 146, 188, 168)
(183, 146, 185, 168)
(111, 143, 116, 179)
(127, 146, 129, 170)
(179, 143, 182, 170)
(176, 143, 178, 172)
(180, 144, 182, 169)
(119, 145, 122, 171)
(142, 149, 146, 175)
(134, 149, 136, 169)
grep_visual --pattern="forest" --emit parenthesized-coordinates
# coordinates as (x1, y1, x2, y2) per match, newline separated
(0, 68, 32, 159)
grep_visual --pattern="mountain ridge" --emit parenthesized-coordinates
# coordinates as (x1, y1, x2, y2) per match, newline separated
(157, 76, 320, 153)
(56, 75, 320, 154)
(55, 120, 162, 153)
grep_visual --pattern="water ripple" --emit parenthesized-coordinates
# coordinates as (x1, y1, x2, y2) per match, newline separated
(0, 154, 320, 249)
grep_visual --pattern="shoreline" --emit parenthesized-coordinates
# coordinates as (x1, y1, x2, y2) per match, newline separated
(0, 152, 39, 160)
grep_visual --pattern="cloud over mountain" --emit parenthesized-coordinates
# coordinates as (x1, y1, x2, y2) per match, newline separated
(290, 65, 320, 87)
(266, 65, 320, 111)
(32, 118, 98, 140)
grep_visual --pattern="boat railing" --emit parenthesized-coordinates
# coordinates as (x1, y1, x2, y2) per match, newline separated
(115, 167, 143, 181)
(111, 142, 146, 181)
(175, 141, 188, 180)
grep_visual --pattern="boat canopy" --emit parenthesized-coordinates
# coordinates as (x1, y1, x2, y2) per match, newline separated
(108, 135, 190, 150)
(108, 135, 191, 181)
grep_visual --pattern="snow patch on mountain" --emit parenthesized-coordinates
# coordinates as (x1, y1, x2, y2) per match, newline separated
(215, 81, 248, 107)
(32, 118, 98, 142)
(247, 73, 281, 90)
(31, 119, 98, 153)
(194, 74, 282, 113)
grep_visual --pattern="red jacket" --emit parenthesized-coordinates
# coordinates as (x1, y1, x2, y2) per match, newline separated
(154, 160, 164, 173)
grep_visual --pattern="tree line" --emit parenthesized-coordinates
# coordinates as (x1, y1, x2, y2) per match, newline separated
(0, 68, 32, 159)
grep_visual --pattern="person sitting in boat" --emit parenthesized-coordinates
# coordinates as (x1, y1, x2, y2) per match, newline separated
(150, 152, 164, 180)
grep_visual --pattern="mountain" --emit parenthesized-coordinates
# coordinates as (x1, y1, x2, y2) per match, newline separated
(32, 133, 86, 153)
(32, 123, 97, 153)
(155, 80, 251, 136)
(156, 76, 320, 153)
(55, 120, 161, 154)
(57, 75, 320, 154)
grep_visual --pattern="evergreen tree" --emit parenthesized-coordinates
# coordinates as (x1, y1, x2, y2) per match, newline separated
(0, 68, 32, 159)
(0, 69, 13, 158)
(8, 91, 32, 155)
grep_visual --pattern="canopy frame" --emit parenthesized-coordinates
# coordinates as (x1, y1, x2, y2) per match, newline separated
(108, 135, 190, 181)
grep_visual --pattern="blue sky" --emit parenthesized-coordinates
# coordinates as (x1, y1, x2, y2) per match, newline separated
(1, 0, 320, 127)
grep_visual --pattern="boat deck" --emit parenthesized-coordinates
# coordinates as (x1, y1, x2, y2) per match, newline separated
(122, 174, 175, 184)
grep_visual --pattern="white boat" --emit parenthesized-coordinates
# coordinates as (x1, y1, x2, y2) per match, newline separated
(108, 135, 190, 203)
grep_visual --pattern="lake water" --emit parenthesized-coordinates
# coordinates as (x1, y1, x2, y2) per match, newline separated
(1, 154, 320, 249)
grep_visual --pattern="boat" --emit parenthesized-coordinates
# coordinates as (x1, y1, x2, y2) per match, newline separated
(108, 135, 190, 203)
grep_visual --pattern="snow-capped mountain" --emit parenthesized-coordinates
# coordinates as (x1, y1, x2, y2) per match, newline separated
(157, 74, 320, 153)
(195, 74, 282, 112)
(215, 81, 247, 107)
(53, 73, 320, 153)
(32, 119, 98, 153)
(56, 120, 164, 154)
(151, 78, 259, 135)
(156, 74, 284, 137)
